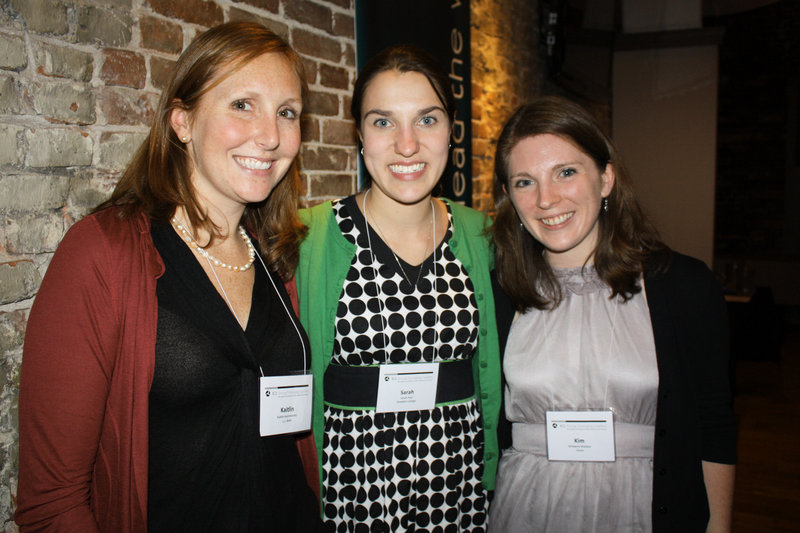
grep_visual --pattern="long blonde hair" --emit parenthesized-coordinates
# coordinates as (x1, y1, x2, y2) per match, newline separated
(97, 21, 308, 279)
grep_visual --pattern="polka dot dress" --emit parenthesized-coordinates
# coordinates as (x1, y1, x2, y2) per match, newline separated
(323, 196, 487, 532)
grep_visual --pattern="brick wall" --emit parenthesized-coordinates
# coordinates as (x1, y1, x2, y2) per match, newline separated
(0, 0, 542, 528)
(471, 0, 543, 212)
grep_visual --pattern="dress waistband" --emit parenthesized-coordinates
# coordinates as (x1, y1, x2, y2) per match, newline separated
(511, 421, 655, 459)
(324, 359, 474, 410)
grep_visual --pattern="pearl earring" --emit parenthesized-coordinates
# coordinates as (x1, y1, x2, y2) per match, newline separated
(602, 197, 609, 212)
(360, 147, 364, 156)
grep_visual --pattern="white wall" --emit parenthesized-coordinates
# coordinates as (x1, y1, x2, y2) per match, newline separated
(612, 45, 719, 266)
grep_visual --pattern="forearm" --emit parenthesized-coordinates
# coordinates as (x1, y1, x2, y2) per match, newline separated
(702, 460, 736, 533)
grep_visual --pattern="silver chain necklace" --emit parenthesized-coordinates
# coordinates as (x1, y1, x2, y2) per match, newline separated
(362, 188, 435, 287)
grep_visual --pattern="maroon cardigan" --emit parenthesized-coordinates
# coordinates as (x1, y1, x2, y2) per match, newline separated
(16, 208, 319, 532)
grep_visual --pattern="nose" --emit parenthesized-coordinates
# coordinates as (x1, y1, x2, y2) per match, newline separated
(394, 124, 419, 157)
(537, 181, 561, 209)
(254, 115, 280, 150)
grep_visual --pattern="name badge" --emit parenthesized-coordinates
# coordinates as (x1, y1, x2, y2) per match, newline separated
(545, 410, 615, 462)
(259, 374, 313, 436)
(376, 363, 439, 413)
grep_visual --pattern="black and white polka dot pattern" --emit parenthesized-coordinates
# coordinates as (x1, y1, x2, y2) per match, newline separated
(323, 198, 486, 532)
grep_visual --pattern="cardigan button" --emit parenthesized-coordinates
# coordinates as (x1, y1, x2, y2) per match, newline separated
(658, 468, 667, 476)
(657, 429, 666, 437)
(658, 506, 668, 515)
(477, 293, 484, 300)
(481, 392, 489, 400)
(480, 360, 488, 368)
(480, 327, 487, 335)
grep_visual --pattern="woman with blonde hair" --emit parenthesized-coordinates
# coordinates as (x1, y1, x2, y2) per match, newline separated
(16, 22, 321, 532)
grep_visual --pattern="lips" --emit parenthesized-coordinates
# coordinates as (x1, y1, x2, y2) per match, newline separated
(234, 156, 273, 171)
(540, 212, 574, 226)
(388, 162, 426, 174)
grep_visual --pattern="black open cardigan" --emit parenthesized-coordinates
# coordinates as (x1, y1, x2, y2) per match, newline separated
(493, 252, 737, 532)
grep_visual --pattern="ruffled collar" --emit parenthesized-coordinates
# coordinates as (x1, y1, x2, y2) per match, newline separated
(553, 264, 608, 295)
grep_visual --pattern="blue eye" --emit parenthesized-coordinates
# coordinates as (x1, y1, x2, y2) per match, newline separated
(513, 178, 534, 188)
(374, 118, 391, 128)
(560, 167, 576, 178)
(419, 115, 437, 126)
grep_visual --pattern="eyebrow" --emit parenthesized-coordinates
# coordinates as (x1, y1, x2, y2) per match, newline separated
(363, 105, 446, 119)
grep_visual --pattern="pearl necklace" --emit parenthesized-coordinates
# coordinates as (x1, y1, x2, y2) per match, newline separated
(171, 217, 256, 272)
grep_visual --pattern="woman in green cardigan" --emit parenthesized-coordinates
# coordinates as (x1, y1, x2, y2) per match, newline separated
(296, 45, 501, 532)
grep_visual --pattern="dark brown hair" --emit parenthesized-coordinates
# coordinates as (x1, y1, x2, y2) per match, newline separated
(492, 96, 670, 311)
(350, 44, 456, 132)
(97, 21, 307, 279)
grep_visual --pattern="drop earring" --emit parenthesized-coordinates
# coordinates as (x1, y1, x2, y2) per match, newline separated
(602, 197, 609, 212)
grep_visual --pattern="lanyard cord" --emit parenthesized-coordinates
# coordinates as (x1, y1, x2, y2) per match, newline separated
(362, 189, 439, 363)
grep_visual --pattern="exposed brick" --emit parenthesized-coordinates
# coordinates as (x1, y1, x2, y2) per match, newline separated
(0, 310, 27, 362)
(0, 32, 26, 71)
(92, 0, 134, 9)
(147, 0, 224, 27)
(300, 57, 318, 85)
(4, 212, 66, 254)
(326, 0, 351, 9)
(300, 145, 349, 171)
(343, 43, 355, 67)
(332, 13, 354, 38)
(0, 261, 41, 305)
(342, 95, 352, 119)
(76, 6, 133, 47)
(306, 90, 339, 116)
(230, 0, 279, 13)
(0, 76, 22, 114)
(26, 128, 93, 167)
(68, 172, 119, 215)
(101, 49, 146, 89)
(140, 15, 183, 54)
(0, 124, 23, 166)
(31, 81, 96, 125)
(292, 28, 341, 63)
(307, 173, 353, 197)
(98, 131, 148, 170)
(97, 87, 158, 126)
(227, 8, 289, 41)
(10, 0, 68, 36)
(150, 56, 176, 91)
(301, 115, 320, 142)
(0, 174, 70, 211)
(319, 64, 349, 90)
(284, 2, 332, 34)
(322, 119, 356, 146)
(33, 41, 93, 82)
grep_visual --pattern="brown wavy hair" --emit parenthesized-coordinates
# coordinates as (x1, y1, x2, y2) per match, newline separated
(96, 21, 308, 279)
(492, 96, 670, 311)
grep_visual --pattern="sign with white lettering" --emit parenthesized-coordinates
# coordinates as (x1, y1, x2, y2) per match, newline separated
(355, 0, 472, 205)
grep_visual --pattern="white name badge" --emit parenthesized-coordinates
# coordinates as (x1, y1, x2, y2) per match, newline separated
(375, 363, 439, 413)
(259, 374, 313, 436)
(545, 410, 616, 462)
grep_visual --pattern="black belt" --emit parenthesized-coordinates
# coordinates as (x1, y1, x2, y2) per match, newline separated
(323, 359, 475, 409)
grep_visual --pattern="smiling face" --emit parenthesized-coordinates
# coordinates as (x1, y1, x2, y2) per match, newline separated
(359, 70, 451, 207)
(170, 52, 303, 221)
(507, 134, 615, 268)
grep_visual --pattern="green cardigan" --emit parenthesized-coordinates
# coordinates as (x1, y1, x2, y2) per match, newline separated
(296, 197, 502, 492)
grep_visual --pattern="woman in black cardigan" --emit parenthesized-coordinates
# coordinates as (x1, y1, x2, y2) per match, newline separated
(489, 97, 736, 532)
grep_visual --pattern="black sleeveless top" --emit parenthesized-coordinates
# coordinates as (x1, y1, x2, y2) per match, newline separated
(148, 222, 320, 532)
